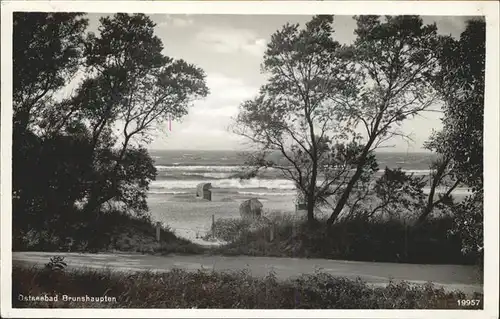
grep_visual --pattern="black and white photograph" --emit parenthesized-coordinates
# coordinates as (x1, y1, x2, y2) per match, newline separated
(1, 1, 499, 318)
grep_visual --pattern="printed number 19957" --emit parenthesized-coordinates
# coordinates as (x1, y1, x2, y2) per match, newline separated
(457, 299, 481, 307)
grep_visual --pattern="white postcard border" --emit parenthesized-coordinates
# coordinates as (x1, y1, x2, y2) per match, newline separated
(1, 1, 498, 318)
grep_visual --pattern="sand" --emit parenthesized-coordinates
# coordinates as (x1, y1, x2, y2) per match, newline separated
(147, 190, 297, 245)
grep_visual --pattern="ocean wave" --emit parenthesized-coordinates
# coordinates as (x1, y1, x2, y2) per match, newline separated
(149, 190, 191, 195)
(376, 169, 431, 174)
(156, 165, 247, 172)
(181, 172, 233, 179)
(156, 164, 431, 175)
(422, 187, 471, 195)
(149, 179, 470, 196)
(398, 169, 431, 174)
(151, 178, 296, 190)
(237, 191, 296, 196)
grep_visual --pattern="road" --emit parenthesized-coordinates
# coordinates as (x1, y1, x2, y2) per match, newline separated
(12, 251, 483, 294)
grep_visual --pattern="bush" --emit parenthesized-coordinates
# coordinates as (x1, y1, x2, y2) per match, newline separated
(204, 218, 253, 242)
(12, 265, 483, 309)
(212, 214, 477, 265)
(205, 213, 302, 242)
(13, 209, 205, 255)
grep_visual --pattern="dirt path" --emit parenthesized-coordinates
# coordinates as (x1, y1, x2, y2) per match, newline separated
(12, 251, 482, 294)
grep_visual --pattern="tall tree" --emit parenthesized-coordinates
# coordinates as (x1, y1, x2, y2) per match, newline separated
(326, 15, 440, 225)
(12, 12, 89, 243)
(428, 19, 485, 255)
(430, 19, 485, 192)
(13, 12, 88, 132)
(12, 13, 209, 248)
(73, 13, 209, 215)
(234, 16, 361, 222)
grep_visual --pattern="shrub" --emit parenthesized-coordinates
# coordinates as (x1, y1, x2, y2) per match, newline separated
(13, 209, 205, 255)
(12, 265, 483, 309)
(212, 214, 476, 265)
(204, 218, 253, 242)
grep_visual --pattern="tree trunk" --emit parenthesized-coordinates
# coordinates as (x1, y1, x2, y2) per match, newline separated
(417, 157, 451, 224)
(418, 181, 437, 224)
(306, 193, 315, 222)
(417, 205, 433, 225)
(327, 141, 373, 225)
(305, 99, 318, 223)
(326, 166, 364, 225)
(306, 152, 318, 222)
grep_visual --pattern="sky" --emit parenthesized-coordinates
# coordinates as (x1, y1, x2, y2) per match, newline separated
(84, 14, 473, 152)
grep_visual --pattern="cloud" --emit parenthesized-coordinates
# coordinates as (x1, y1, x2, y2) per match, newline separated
(186, 72, 259, 121)
(195, 26, 267, 57)
(205, 73, 259, 102)
(423, 16, 469, 38)
(184, 73, 259, 129)
(191, 105, 239, 118)
(148, 73, 258, 149)
(157, 15, 194, 28)
(178, 124, 226, 136)
(191, 73, 257, 123)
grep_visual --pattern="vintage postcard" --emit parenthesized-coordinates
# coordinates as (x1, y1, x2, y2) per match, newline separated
(1, 1, 499, 318)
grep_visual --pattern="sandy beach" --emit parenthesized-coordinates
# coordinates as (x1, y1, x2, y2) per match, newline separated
(147, 190, 298, 245)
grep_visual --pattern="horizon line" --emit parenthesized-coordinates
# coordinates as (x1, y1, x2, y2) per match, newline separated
(147, 148, 433, 153)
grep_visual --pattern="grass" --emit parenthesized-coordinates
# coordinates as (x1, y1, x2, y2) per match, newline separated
(12, 264, 483, 309)
(208, 213, 480, 265)
(13, 208, 481, 267)
(13, 209, 206, 255)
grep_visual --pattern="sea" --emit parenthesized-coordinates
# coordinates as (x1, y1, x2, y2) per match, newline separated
(149, 149, 438, 197)
(146, 150, 469, 244)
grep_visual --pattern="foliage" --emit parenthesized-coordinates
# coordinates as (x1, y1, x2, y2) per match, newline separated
(12, 12, 209, 245)
(430, 19, 484, 191)
(45, 256, 68, 272)
(425, 19, 485, 256)
(205, 218, 254, 242)
(449, 192, 484, 257)
(13, 12, 88, 131)
(13, 209, 205, 255)
(114, 147, 158, 213)
(368, 167, 427, 220)
(233, 15, 371, 222)
(12, 130, 94, 238)
(65, 13, 208, 215)
(13, 266, 482, 309)
(205, 213, 302, 242)
(211, 215, 474, 265)
(234, 15, 443, 224)
(322, 141, 379, 211)
(415, 152, 460, 224)
(12, 12, 91, 240)
(326, 16, 441, 224)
